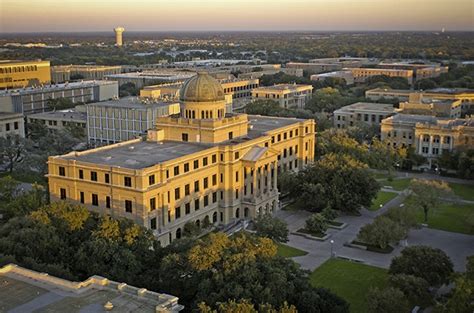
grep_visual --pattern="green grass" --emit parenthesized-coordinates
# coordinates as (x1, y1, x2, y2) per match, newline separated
(310, 259, 388, 313)
(276, 243, 308, 258)
(369, 191, 398, 211)
(416, 201, 474, 235)
(449, 183, 474, 201)
(380, 178, 411, 191)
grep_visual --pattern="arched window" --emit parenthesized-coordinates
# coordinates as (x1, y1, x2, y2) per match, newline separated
(201, 111, 205, 119)
(212, 212, 217, 223)
(176, 228, 182, 239)
(235, 208, 240, 218)
(196, 219, 200, 228)
(244, 207, 249, 218)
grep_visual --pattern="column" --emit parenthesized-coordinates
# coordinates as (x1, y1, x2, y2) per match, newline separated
(273, 161, 278, 190)
(428, 135, 433, 155)
(418, 135, 423, 154)
(449, 136, 453, 151)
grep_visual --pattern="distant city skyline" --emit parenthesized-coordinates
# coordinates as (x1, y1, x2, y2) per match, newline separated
(1, 0, 473, 33)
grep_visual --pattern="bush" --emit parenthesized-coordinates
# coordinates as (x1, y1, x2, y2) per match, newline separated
(389, 246, 454, 287)
(254, 215, 289, 243)
(183, 222, 201, 238)
(357, 215, 405, 249)
(321, 206, 338, 221)
(367, 287, 410, 313)
(305, 213, 328, 236)
(389, 274, 432, 308)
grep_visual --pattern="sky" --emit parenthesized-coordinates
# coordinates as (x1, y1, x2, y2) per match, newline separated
(1, 0, 473, 32)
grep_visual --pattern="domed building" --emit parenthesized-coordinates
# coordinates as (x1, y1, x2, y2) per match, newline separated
(48, 72, 316, 246)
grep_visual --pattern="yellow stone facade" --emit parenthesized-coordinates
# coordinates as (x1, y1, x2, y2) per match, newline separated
(48, 73, 315, 246)
(0, 60, 51, 89)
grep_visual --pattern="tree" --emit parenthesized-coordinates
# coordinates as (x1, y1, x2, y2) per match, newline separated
(198, 300, 298, 313)
(321, 206, 338, 221)
(389, 246, 454, 287)
(183, 221, 201, 238)
(406, 179, 452, 223)
(366, 287, 410, 313)
(0, 134, 27, 172)
(305, 213, 327, 236)
(254, 215, 289, 243)
(383, 206, 418, 231)
(389, 274, 432, 308)
(357, 215, 405, 249)
(47, 98, 76, 111)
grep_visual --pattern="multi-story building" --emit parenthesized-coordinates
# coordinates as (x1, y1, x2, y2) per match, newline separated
(308, 57, 375, 68)
(0, 112, 25, 138)
(333, 102, 398, 129)
(381, 114, 474, 168)
(106, 71, 196, 88)
(48, 73, 315, 245)
(377, 62, 448, 81)
(51, 65, 122, 83)
(349, 68, 414, 84)
(238, 68, 303, 79)
(399, 93, 462, 118)
(86, 97, 181, 145)
(27, 110, 87, 133)
(311, 71, 355, 85)
(286, 62, 342, 74)
(0, 80, 118, 115)
(0, 60, 51, 89)
(251, 84, 313, 109)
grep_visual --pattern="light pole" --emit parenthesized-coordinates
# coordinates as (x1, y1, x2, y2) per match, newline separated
(330, 240, 334, 258)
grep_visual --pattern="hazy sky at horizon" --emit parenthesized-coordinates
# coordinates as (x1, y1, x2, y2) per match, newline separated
(1, 0, 473, 32)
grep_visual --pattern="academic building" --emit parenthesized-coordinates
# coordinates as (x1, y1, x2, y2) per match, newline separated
(48, 73, 315, 245)
(0, 60, 51, 89)
(251, 84, 313, 109)
(333, 102, 398, 129)
(51, 65, 122, 83)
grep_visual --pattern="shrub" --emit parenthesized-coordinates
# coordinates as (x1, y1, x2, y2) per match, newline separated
(305, 213, 328, 236)
(357, 215, 405, 249)
(254, 215, 289, 243)
(367, 287, 410, 313)
(321, 206, 338, 221)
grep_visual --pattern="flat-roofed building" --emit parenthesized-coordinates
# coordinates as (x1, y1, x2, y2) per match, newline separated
(48, 73, 316, 246)
(86, 97, 181, 145)
(333, 102, 398, 129)
(381, 114, 438, 149)
(0, 263, 183, 312)
(286, 62, 342, 74)
(27, 110, 87, 133)
(252, 84, 313, 109)
(349, 68, 414, 84)
(311, 70, 355, 85)
(0, 112, 25, 138)
(308, 57, 374, 68)
(106, 71, 196, 89)
(51, 65, 122, 83)
(399, 93, 462, 118)
(0, 60, 51, 89)
(0, 80, 118, 116)
(377, 62, 448, 81)
(238, 68, 304, 79)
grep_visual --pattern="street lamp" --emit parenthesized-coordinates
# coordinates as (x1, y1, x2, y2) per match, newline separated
(330, 240, 334, 258)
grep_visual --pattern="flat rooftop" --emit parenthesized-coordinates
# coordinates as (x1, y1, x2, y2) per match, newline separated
(87, 97, 179, 109)
(384, 114, 438, 125)
(253, 84, 312, 92)
(0, 112, 23, 120)
(106, 71, 195, 80)
(335, 102, 396, 113)
(60, 115, 306, 169)
(0, 80, 117, 96)
(28, 110, 87, 121)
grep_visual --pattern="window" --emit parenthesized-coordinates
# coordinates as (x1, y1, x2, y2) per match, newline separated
(203, 157, 208, 166)
(235, 152, 239, 159)
(235, 189, 239, 199)
(212, 192, 217, 203)
(91, 171, 97, 181)
(106, 196, 111, 208)
(305, 126, 309, 133)
(220, 153, 224, 161)
(60, 188, 66, 200)
(204, 195, 209, 207)
(194, 180, 200, 192)
(174, 188, 180, 200)
(204, 177, 208, 189)
(124, 176, 132, 187)
(185, 184, 190, 196)
(194, 199, 200, 211)
(80, 191, 84, 203)
(5, 123, 10, 131)
(193, 160, 199, 169)
(228, 132, 233, 140)
(79, 169, 84, 179)
(235, 171, 239, 182)
(14, 122, 18, 130)
(175, 206, 181, 219)
(220, 174, 223, 183)
(125, 200, 132, 213)
(92, 194, 99, 206)
(184, 163, 190, 173)
(150, 197, 156, 211)
(174, 166, 180, 176)
(168, 210, 171, 223)
(284, 133, 287, 140)
(295, 129, 298, 136)
(105, 173, 110, 184)
(150, 218, 157, 230)
(182, 133, 189, 142)
(277, 134, 281, 141)
(212, 174, 217, 186)
(212, 154, 217, 163)
(59, 166, 65, 176)
(149, 174, 155, 185)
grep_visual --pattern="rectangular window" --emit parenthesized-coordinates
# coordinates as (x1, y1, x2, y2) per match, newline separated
(228, 132, 233, 140)
(174, 166, 179, 176)
(235, 171, 239, 182)
(105, 173, 110, 184)
(220, 153, 224, 161)
(235, 152, 239, 159)
(14, 122, 18, 130)
(194, 199, 200, 211)
(125, 200, 132, 213)
(185, 203, 191, 214)
(193, 160, 199, 169)
(80, 191, 85, 203)
(182, 133, 189, 142)
(185, 184, 190, 196)
(194, 180, 200, 192)
(150, 217, 157, 230)
(204, 177, 208, 189)
(212, 154, 217, 163)
(150, 197, 156, 211)
(124, 176, 132, 187)
(5, 123, 10, 131)
(212, 174, 217, 186)
(79, 169, 84, 179)
(59, 166, 65, 176)
(212, 192, 217, 203)
(203, 157, 208, 166)
(235, 189, 239, 199)
(184, 163, 190, 173)
(92, 194, 99, 206)
(91, 171, 97, 181)
(149, 174, 155, 185)
(175, 206, 181, 219)
(60, 188, 66, 199)
(174, 188, 180, 200)
(106, 196, 111, 208)
(220, 174, 223, 183)
(204, 195, 209, 207)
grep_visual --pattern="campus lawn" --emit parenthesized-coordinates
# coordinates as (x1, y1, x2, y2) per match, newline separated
(416, 201, 474, 235)
(310, 259, 388, 313)
(380, 178, 411, 191)
(369, 191, 398, 211)
(276, 243, 308, 258)
(449, 183, 474, 202)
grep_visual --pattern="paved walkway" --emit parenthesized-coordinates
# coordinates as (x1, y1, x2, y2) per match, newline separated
(276, 189, 474, 272)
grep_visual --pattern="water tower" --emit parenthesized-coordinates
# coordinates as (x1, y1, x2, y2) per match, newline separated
(114, 27, 125, 47)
